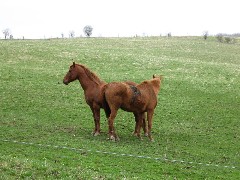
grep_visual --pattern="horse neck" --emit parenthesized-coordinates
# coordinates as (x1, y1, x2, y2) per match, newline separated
(76, 65, 105, 91)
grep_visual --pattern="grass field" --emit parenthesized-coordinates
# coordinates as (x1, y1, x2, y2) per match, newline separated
(0, 37, 239, 179)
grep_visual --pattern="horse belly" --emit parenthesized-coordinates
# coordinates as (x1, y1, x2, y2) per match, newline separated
(120, 102, 146, 113)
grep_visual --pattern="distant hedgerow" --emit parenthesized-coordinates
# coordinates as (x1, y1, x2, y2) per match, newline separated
(216, 33, 236, 44)
(216, 34, 224, 43)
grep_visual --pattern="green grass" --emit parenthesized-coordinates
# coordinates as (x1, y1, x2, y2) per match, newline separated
(0, 37, 240, 179)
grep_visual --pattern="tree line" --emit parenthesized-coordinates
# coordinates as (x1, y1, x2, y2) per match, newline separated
(2, 25, 93, 39)
(2, 27, 239, 41)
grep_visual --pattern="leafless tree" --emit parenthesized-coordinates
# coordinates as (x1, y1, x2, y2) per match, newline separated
(69, 30, 75, 38)
(2, 28, 10, 39)
(203, 31, 208, 40)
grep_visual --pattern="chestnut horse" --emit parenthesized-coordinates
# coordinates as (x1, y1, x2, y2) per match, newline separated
(63, 62, 147, 136)
(104, 75, 163, 141)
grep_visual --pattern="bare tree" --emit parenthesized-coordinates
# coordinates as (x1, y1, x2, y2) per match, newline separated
(2, 28, 10, 39)
(69, 30, 75, 38)
(203, 31, 208, 40)
(83, 25, 93, 37)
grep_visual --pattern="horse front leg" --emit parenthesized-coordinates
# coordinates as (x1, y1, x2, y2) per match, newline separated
(133, 113, 147, 138)
(147, 109, 154, 141)
(91, 105, 101, 136)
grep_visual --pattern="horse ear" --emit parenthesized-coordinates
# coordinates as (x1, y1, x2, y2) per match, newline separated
(153, 74, 156, 78)
(73, 62, 76, 67)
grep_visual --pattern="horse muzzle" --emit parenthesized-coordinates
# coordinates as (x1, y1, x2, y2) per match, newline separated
(63, 80, 69, 85)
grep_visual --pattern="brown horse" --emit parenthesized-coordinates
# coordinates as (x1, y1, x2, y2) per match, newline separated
(63, 62, 147, 136)
(104, 75, 163, 141)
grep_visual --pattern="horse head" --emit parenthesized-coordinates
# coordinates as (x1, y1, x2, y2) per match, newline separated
(153, 74, 163, 80)
(63, 62, 79, 85)
(151, 74, 163, 95)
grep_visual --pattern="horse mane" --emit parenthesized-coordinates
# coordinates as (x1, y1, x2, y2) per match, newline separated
(77, 64, 105, 85)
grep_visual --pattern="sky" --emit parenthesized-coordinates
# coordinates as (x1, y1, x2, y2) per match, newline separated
(1, 0, 239, 39)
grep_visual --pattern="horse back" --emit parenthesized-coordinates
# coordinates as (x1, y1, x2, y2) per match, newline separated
(105, 82, 157, 113)
(104, 82, 136, 109)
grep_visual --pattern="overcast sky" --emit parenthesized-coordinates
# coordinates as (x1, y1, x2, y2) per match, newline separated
(1, 0, 239, 39)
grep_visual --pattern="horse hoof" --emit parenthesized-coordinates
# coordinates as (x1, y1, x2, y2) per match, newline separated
(108, 135, 119, 141)
(150, 138, 155, 142)
(144, 133, 149, 137)
(92, 132, 100, 136)
(132, 132, 138, 137)
(108, 135, 115, 141)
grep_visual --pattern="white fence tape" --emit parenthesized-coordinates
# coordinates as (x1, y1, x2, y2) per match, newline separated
(2, 139, 237, 169)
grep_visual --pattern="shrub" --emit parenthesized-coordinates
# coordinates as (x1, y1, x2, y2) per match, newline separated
(225, 37, 231, 43)
(224, 36, 236, 44)
(216, 33, 236, 44)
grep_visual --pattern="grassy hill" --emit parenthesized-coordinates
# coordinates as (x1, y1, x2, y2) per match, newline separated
(0, 37, 239, 179)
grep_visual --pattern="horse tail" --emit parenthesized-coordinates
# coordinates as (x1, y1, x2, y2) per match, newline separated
(102, 84, 111, 118)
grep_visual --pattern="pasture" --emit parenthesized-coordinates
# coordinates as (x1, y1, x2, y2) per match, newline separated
(0, 37, 239, 179)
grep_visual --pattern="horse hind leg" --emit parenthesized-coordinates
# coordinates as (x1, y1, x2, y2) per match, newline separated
(133, 113, 143, 140)
(108, 109, 119, 141)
